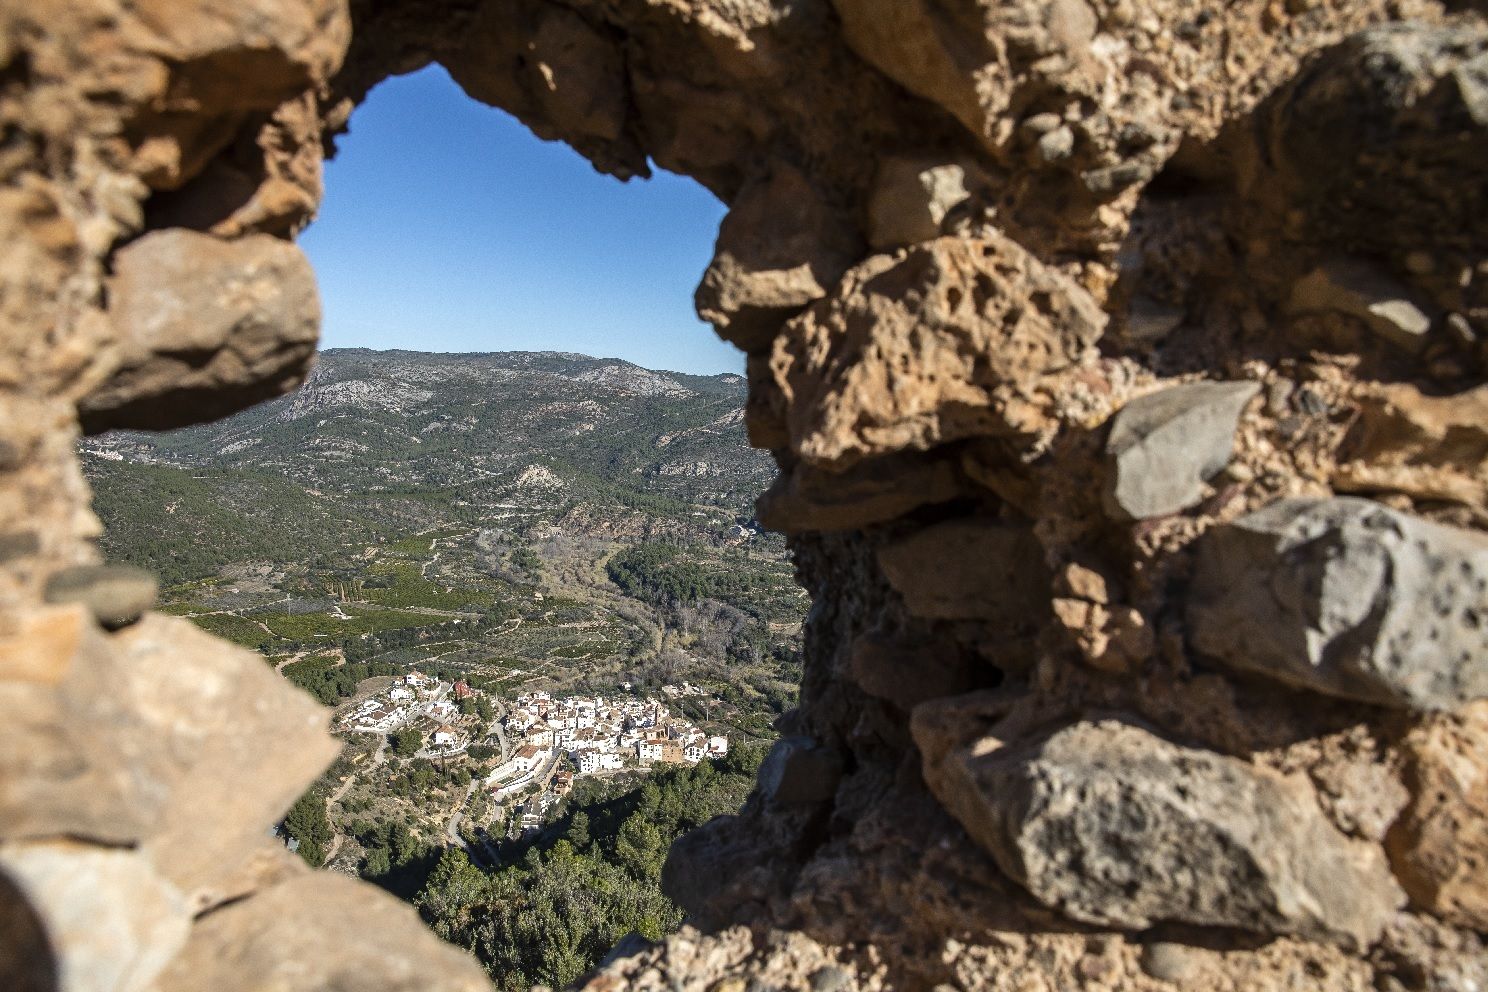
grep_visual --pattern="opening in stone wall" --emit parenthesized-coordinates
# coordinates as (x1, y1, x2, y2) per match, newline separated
(79, 63, 806, 990)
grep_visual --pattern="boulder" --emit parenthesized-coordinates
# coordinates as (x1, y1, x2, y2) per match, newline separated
(696, 165, 860, 353)
(866, 156, 985, 249)
(1103, 380, 1259, 520)
(1287, 259, 1432, 353)
(1189, 497, 1488, 711)
(912, 706, 1404, 947)
(42, 564, 157, 630)
(152, 872, 491, 992)
(877, 517, 1048, 625)
(80, 229, 321, 433)
(0, 609, 338, 908)
(1386, 701, 1488, 931)
(0, 841, 192, 992)
(771, 235, 1105, 469)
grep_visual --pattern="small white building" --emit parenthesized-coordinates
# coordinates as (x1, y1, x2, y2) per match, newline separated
(637, 739, 666, 764)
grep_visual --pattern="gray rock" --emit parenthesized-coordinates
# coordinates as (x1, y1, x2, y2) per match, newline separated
(1081, 161, 1150, 197)
(1104, 381, 1260, 520)
(1189, 497, 1488, 711)
(912, 710, 1404, 948)
(758, 736, 843, 807)
(809, 966, 852, 992)
(43, 564, 157, 629)
(1287, 259, 1432, 352)
(1141, 942, 1205, 984)
(598, 931, 653, 969)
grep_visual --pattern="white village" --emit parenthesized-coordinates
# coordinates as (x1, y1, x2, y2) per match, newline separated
(338, 672, 728, 835)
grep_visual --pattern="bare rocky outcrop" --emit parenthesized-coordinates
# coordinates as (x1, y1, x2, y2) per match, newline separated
(4, 1, 1488, 991)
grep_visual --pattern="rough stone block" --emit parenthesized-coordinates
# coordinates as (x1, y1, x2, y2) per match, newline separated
(913, 706, 1403, 948)
(1103, 380, 1259, 520)
(1386, 701, 1488, 931)
(757, 451, 968, 533)
(42, 564, 157, 630)
(152, 872, 491, 992)
(0, 841, 191, 992)
(1189, 497, 1488, 711)
(696, 165, 859, 353)
(771, 235, 1105, 470)
(80, 229, 321, 432)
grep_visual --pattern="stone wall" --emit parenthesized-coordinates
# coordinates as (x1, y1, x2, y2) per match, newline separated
(2, 1, 1486, 990)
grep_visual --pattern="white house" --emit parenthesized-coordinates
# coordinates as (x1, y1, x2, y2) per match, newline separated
(708, 736, 729, 756)
(510, 745, 546, 775)
(637, 739, 666, 764)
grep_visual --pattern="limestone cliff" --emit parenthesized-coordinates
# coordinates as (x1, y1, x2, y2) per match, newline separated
(2, 1, 1486, 991)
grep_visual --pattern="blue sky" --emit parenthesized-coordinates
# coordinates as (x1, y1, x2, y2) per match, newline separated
(300, 64, 740, 375)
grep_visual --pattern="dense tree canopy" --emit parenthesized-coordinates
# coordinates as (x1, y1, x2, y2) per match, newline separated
(414, 746, 765, 990)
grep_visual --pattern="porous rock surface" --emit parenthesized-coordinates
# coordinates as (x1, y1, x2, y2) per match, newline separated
(3, 2, 1488, 992)
(912, 704, 1403, 947)
(1190, 497, 1488, 711)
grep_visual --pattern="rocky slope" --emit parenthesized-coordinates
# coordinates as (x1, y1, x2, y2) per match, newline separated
(87, 347, 763, 507)
(2, 3, 1488, 992)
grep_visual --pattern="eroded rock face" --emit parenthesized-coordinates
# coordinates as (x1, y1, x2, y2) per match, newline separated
(1387, 702, 1488, 931)
(1190, 498, 1488, 711)
(1103, 380, 1259, 520)
(696, 165, 861, 353)
(770, 235, 1105, 469)
(7, 1, 1488, 991)
(913, 706, 1404, 948)
(80, 230, 321, 433)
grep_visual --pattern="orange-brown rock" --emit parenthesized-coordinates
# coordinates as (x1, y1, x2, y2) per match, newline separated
(876, 516, 1048, 626)
(757, 451, 971, 533)
(770, 235, 1105, 470)
(79, 229, 321, 432)
(153, 872, 490, 992)
(696, 164, 860, 353)
(1335, 382, 1488, 512)
(1387, 702, 1488, 931)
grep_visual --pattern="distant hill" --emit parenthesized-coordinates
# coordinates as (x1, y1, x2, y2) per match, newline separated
(81, 348, 772, 585)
